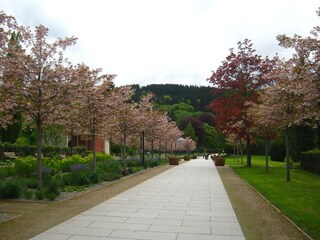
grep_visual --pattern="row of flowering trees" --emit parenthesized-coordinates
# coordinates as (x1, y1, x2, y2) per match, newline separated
(0, 12, 188, 189)
(208, 8, 320, 181)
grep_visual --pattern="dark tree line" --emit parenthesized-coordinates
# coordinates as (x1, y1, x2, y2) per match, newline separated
(132, 84, 214, 112)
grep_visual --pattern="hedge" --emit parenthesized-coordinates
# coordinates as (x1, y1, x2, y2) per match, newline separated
(0, 143, 86, 158)
(301, 149, 320, 174)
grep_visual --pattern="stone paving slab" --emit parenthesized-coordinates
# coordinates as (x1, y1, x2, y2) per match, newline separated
(30, 159, 245, 240)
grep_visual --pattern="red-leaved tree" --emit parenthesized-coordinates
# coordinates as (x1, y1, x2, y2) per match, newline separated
(208, 39, 276, 166)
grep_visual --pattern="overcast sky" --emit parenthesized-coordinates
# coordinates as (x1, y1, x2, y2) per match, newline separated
(1, 0, 319, 87)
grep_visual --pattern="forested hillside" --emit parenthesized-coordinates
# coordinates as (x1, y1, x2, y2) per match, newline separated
(132, 84, 214, 112)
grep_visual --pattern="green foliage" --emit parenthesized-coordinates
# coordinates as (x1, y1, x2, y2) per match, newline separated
(14, 156, 37, 177)
(59, 154, 93, 172)
(63, 185, 85, 192)
(45, 177, 61, 195)
(289, 125, 315, 162)
(0, 112, 22, 143)
(192, 111, 203, 118)
(24, 177, 37, 189)
(0, 179, 24, 199)
(0, 165, 16, 178)
(45, 192, 57, 201)
(69, 170, 91, 186)
(174, 110, 193, 126)
(203, 123, 226, 151)
(183, 122, 196, 142)
(133, 84, 213, 112)
(35, 190, 44, 200)
(302, 148, 320, 155)
(103, 172, 122, 181)
(96, 152, 113, 162)
(43, 124, 64, 146)
(23, 189, 33, 199)
(270, 141, 286, 162)
(163, 95, 172, 104)
(170, 102, 194, 113)
(105, 160, 123, 174)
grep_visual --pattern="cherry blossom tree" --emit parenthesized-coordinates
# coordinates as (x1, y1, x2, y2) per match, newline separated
(208, 39, 276, 167)
(0, 12, 21, 128)
(106, 88, 145, 160)
(183, 137, 196, 156)
(1, 20, 77, 189)
(250, 8, 320, 180)
(252, 57, 318, 181)
(276, 8, 320, 128)
(70, 64, 124, 172)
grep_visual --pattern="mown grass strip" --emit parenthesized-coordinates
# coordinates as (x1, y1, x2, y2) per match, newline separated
(225, 156, 320, 240)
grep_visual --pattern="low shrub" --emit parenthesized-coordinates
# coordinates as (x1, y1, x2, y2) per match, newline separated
(45, 177, 61, 196)
(45, 192, 57, 201)
(14, 156, 37, 177)
(23, 189, 33, 199)
(63, 185, 85, 192)
(70, 170, 91, 186)
(70, 164, 89, 172)
(132, 166, 143, 173)
(60, 154, 93, 172)
(35, 190, 44, 200)
(0, 165, 16, 178)
(302, 148, 320, 155)
(103, 172, 122, 181)
(96, 152, 113, 162)
(105, 161, 123, 174)
(0, 179, 24, 199)
(22, 177, 37, 189)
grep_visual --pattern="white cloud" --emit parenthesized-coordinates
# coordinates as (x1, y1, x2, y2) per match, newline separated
(1, 0, 319, 86)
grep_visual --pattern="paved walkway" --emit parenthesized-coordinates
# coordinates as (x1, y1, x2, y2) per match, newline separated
(30, 159, 245, 240)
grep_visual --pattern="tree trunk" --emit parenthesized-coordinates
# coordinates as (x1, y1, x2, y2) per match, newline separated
(246, 133, 252, 167)
(92, 133, 96, 173)
(265, 137, 269, 173)
(70, 130, 74, 156)
(158, 139, 161, 161)
(36, 120, 43, 190)
(240, 143, 243, 164)
(285, 126, 290, 181)
(123, 133, 127, 159)
(151, 139, 154, 159)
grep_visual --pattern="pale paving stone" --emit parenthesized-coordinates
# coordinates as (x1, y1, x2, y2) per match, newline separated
(186, 210, 237, 217)
(106, 211, 158, 219)
(109, 230, 177, 240)
(125, 217, 182, 226)
(211, 226, 244, 236)
(30, 159, 244, 240)
(177, 233, 246, 240)
(80, 210, 109, 216)
(68, 236, 135, 240)
(61, 219, 93, 227)
(182, 220, 242, 229)
(74, 215, 128, 223)
(46, 225, 113, 237)
(210, 215, 240, 223)
(88, 221, 150, 231)
(157, 213, 211, 221)
(137, 208, 186, 215)
(148, 224, 211, 234)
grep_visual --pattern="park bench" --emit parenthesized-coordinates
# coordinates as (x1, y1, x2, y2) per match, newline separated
(3, 151, 17, 160)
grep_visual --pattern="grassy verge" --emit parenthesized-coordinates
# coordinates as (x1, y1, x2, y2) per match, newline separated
(225, 155, 320, 240)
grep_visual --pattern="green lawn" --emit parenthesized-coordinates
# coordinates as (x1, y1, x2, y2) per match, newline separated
(225, 155, 320, 240)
